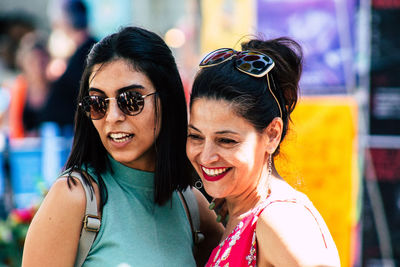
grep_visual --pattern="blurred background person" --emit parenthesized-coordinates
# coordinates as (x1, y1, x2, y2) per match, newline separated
(9, 32, 50, 138)
(0, 11, 35, 85)
(41, 0, 96, 134)
(0, 11, 36, 134)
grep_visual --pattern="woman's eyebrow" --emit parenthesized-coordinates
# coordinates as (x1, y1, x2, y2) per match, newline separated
(117, 84, 145, 94)
(215, 130, 239, 135)
(88, 84, 145, 94)
(188, 125, 239, 136)
(188, 125, 201, 132)
(88, 87, 103, 93)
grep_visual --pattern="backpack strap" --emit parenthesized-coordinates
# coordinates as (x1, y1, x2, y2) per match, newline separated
(67, 171, 101, 267)
(179, 187, 205, 246)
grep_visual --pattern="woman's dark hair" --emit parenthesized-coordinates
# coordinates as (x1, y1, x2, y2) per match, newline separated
(190, 37, 303, 155)
(65, 26, 193, 207)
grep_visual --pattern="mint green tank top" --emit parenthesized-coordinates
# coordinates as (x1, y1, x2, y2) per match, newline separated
(83, 156, 195, 267)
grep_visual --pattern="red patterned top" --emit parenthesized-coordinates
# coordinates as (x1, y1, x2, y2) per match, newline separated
(205, 195, 328, 267)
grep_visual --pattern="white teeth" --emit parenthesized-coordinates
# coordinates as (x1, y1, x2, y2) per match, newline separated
(112, 137, 131, 143)
(109, 133, 133, 143)
(110, 133, 130, 139)
(201, 166, 229, 177)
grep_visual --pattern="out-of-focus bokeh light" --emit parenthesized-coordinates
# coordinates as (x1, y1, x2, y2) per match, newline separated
(164, 28, 186, 48)
(46, 58, 66, 81)
(47, 29, 76, 59)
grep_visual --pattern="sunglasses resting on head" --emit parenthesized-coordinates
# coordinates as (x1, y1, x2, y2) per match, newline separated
(79, 91, 157, 120)
(199, 48, 282, 118)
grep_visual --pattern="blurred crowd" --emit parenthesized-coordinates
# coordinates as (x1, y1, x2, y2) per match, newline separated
(0, 0, 96, 139)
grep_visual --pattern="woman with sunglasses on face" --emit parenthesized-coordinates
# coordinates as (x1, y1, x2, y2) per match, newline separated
(22, 26, 223, 266)
(186, 37, 340, 267)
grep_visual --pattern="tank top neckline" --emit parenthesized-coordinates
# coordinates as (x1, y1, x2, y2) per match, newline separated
(107, 154, 155, 190)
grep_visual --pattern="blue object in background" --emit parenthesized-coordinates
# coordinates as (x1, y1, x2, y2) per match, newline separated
(0, 134, 6, 198)
(9, 138, 43, 209)
(8, 123, 73, 209)
(0, 151, 4, 198)
(84, 0, 132, 39)
(257, 0, 356, 94)
(41, 122, 62, 188)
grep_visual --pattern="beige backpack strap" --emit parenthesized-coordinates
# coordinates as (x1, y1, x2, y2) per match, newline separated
(69, 171, 101, 267)
(179, 187, 205, 246)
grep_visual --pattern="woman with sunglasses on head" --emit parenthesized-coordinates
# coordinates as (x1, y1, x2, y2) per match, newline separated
(22, 26, 223, 266)
(186, 37, 340, 267)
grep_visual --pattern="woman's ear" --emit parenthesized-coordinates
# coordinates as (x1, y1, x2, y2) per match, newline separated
(263, 117, 283, 154)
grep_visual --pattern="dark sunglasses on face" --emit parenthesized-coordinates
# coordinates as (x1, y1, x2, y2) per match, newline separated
(79, 91, 157, 120)
(199, 48, 282, 118)
(199, 48, 275, 77)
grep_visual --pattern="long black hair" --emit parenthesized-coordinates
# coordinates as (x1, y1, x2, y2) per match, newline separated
(65, 26, 193, 207)
(191, 37, 303, 155)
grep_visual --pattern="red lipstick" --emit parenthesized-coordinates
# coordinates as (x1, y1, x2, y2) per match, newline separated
(200, 165, 231, 182)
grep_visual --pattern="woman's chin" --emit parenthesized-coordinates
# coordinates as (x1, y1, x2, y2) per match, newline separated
(203, 184, 227, 199)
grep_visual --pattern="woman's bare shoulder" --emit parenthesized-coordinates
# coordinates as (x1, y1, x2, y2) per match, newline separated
(22, 177, 88, 266)
(256, 198, 340, 266)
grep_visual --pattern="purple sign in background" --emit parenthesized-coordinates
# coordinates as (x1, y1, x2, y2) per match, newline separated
(257, 0, 356, 95)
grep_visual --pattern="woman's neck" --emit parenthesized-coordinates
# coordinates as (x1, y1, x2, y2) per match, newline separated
(226, 164, 273, 219)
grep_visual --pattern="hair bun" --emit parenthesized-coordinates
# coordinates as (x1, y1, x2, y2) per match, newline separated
(242, 37, 303, 117)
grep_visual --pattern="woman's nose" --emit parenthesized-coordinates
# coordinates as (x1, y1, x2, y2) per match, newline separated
(105, 98, 125, 122)
(199, 141, 219, 165)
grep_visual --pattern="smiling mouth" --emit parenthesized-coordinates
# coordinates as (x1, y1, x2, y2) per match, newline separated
(201, 166, 232, 182)
(108, 133, 134, 143)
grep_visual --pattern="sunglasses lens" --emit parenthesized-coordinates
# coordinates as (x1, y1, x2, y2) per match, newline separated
(81, 96, 107, 120)
(80, 91, 148, 119)
(199, 48, 235, 67)
(117, 91, 144, 116)
(235, 51, 274, 77)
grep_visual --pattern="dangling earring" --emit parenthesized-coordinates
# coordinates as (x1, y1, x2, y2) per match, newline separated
(267, 153, 272, 195)
(194, 179, 203, 190)
(268, 154, 272, 178)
